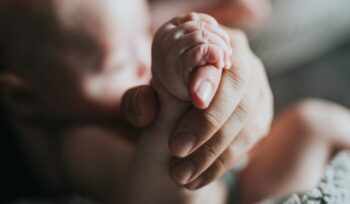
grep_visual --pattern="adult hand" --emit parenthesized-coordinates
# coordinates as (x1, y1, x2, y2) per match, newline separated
(121, 28, 274, 190)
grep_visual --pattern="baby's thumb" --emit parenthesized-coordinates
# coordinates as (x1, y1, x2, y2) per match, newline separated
(190, 65, 222, 109)
(121, 85, 159, 127)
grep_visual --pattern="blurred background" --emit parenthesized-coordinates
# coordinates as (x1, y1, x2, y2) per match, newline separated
(249, 0, 350, 111)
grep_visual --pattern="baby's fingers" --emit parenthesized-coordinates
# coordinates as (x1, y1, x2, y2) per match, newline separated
(182, 44, 225, 80)
(190, 65, 222, 109)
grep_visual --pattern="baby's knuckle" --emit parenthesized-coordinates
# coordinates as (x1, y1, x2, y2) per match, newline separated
(198, 21, 206, 30)
(172, 30, 183, 41)
(199, 29, 210, 43)
(191, 30, 207, 45)
(188, 12, 199, 21)
(199, 44, 209, 58)
(190, 30, 201, 42)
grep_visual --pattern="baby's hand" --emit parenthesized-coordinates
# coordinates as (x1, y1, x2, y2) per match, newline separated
(152, 13, 232, 109)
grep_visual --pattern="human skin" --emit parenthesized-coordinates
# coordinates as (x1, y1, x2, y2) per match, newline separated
(0, 0, 152, 121)
(127, 0, 274, 190)
(122, 27, 273, 189)
(124, 13, 230, 204)
(0, 0, 152, 199)
(238, 99, 350, 203)
(0, 1, 232, 202)
(0, 0, 271, 201)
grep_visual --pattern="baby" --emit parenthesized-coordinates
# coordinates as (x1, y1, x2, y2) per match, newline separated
(0, 0, 153, 202)
(0, 0, 232, 203)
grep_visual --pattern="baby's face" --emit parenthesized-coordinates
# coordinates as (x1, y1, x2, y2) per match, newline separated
(28, 0, 152, 120)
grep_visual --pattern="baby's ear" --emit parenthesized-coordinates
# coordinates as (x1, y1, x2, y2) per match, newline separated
(0, 71, 38, 118)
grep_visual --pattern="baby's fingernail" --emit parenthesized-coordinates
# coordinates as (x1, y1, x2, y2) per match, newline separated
(172, 133, 196, 157)
(196, 80, 213, 105)
(172, 161, 196, 185)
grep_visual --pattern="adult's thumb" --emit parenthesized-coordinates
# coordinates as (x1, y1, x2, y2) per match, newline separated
(121, 85, 158, 128)
(190, 65, 223, 109)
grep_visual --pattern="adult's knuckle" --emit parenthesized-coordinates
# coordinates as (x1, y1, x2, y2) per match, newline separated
(225, 68, 249, 91)
(238, 130, 256, 149)
(210, 158, 225, 176)
(197, 142, 219, 164)
(236, 100, 252, 119)
(223, 148, 235, 166)
(204, 110, 221, 130)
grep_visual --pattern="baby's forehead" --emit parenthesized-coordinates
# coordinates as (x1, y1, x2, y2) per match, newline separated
(1, 0, 150, 69)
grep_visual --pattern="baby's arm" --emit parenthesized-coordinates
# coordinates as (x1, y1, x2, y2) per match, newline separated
(238, 99, 350, 204)
(125, 13, 232, 204)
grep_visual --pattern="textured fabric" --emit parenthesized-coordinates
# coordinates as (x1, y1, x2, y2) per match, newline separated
(259, 151, 350, 204)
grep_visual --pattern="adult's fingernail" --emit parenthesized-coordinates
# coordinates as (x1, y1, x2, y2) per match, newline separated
(172, 161, 196, 185)
(187, 177, 203, 190)
(196, 80, 213, 105)
(172, 133, 196, 157)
